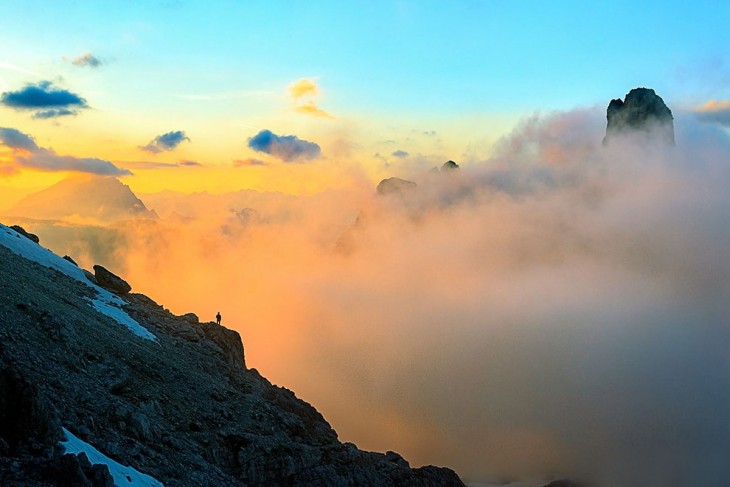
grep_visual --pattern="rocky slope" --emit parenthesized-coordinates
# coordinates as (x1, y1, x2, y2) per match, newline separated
(0, 223, 464, 486)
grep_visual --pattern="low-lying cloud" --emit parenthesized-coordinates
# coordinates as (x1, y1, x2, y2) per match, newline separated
(1, 81, 87, 118)
(247, 129, 321, 162)
(695, 100, 730, 127)
(15, 109, 730, 487)
(0, 127, 130, 176)
(140, 130, 190, 153)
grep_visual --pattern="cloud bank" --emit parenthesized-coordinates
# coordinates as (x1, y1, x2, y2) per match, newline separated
(247, 129, 321, 162)
(140, 130, 190, 153)
(0, 127, 130, 176)
(1, 81, 88, 118)
(16, 109, 730, 487)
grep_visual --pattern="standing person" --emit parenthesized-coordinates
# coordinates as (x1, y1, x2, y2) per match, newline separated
(216, 312, 221, 325)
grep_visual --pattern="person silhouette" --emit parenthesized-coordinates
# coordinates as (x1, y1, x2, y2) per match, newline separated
(216, 312, 221, 325)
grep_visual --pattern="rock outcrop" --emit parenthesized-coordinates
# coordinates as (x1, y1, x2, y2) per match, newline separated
(603, 87, 674, 145)
(92, 264, 132, 294)
(9, 225, 39, 244)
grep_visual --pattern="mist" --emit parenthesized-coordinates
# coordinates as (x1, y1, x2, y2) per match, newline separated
(19, 108, 730, 486)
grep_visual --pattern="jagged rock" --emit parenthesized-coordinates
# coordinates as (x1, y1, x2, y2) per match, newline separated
(603, 87, 674, 145)
(384, 450, 410, 468)
(200, 322, 247, 369)
(9, 225, 39, 244)
(376, 177, 417, 197)
(47, 453, 93, 487)
(63, 255, 78, 266)
(93, 264, 131, 294)
(441, 160, 460, 171)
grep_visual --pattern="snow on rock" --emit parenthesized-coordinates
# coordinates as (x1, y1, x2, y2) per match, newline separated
(92, 298, 157, 341)
(0, 223, 157, 341)
(61, 428, 164, 487)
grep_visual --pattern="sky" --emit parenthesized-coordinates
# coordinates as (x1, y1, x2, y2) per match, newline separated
(1, 0, 729, 198)
(3, 2, 730, 486)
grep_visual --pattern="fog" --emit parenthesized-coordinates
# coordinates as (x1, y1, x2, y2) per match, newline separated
(18, 108, 730, 486)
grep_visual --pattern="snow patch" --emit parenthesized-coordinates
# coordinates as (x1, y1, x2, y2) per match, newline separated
(92, 298, 157, 341)
(0, 223, 157, 341)
(61, 427, 164, 487)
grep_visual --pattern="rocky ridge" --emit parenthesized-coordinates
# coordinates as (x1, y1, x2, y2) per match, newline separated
(0, 223, 464, 486)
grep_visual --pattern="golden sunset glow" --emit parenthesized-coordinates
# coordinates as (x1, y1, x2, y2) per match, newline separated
(2, 2, 730, 485)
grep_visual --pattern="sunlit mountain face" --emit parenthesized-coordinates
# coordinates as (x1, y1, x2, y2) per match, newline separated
(2, 2, 730, 485)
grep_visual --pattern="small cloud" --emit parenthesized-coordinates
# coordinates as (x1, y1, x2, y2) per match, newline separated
(247, 129, 321, 162)
(0, 126, 130, 176)
(694, 100, 730, 127)
(32, 108, 76, 119)
(392, 150, 409, 158)
(234, 158, 269, 167)
(287, 78, 334, 119)
(67, 52, 102, 68)
(289, 78, 319, 99)
(121, 160, 201, 169)
(140, 130, 190, 154)
(1, 81, 88, 118)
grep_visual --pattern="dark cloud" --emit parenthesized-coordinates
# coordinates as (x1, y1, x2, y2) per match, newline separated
(140, 131, 190, 154)
(70, 52, 102, 68)
(0, 126, 130, 176)
(391, 150, 409, 158)
(233, 158, 269, 167)
(1, 81, 88, 118)
(179, 160, 201, 166)
(0, 127, 40, 151)
(32, 108, 76, 119)
(247, 129, 321, 162)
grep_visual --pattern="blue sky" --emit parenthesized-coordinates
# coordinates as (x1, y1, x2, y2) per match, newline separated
(1, 0, 729, 192)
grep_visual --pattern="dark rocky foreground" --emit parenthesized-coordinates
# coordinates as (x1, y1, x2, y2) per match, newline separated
(0, 228, 465, 486)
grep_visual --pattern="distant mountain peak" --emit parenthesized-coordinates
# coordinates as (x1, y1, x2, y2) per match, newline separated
(8, 176, 157, 223)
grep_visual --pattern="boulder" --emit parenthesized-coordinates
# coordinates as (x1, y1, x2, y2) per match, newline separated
(9, 225, 39, 244)
(63, 255, 78, 266)
(180, 312, 199, 325)
(604, 87, 674, 145)
(93, 265, 131, 294)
